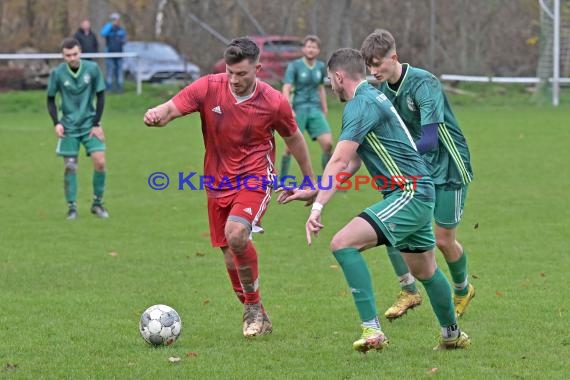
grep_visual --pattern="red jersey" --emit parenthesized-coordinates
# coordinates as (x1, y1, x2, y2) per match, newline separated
(172, 74, 298, 198)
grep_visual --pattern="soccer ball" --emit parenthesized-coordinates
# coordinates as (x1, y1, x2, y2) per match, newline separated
(139, 304, 182, 346)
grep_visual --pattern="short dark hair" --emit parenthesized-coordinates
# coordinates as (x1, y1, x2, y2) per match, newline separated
(303, 35, 321, 48)
(327, 48, 366, 80)
(360, 29, 396, 67)
(60, 37, 81, 51)
(223, 37, 260, 65)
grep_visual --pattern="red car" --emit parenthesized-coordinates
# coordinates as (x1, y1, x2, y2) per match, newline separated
(212, 35, 303, 84)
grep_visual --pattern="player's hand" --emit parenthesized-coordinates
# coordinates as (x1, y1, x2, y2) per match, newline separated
(306, 210, 324, 245)
(54, 123, 64, 138)
(276, 187, 318, 205)
(144, 108, 162, 126)
(89, 125, 105, 142)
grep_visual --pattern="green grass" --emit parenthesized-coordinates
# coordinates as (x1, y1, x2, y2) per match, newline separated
(0, 83, 569, 379)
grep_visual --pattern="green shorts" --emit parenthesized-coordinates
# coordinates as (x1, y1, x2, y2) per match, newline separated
(434, 185, 468, 228)
(295, 107, 331, 140)
(56, 133, 105, 157)
(361, 192, 435, 252)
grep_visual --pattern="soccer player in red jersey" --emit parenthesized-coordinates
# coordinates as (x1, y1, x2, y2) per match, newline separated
(144, 37, 315, 338)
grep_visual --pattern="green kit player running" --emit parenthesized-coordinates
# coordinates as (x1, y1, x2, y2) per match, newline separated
(281, 35, 333, 177)
(278, 48, 470, 352)
(361, 29, 475, 320)
(47, 37, 108, 220)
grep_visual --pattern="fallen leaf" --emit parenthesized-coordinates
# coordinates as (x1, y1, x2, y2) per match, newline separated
(196, 252, 205, 257)
(329, 264, 339, 269)
(186, 352, 198, 358)
(473, 223, 479, 229)
(496, 290, 504, 297)
(3, 363, 18, 370)
(540, 272, 546, 277)
(200, 231, 209, 237)
(203, 299, 210, 305)
(109, 251, 118, 257)
(427, 367, 438, 375)
(168, 357, 181, 364)
(471, 274, 479, 279)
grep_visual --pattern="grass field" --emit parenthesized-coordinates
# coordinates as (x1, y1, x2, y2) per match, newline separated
(0, 83, 569, 379)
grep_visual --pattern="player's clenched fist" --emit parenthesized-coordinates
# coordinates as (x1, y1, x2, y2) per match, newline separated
(144, 108, 162, 126)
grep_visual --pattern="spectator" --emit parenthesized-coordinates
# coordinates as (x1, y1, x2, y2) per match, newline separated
(73, 19, 98, 59)
(100, 12, 126, 93)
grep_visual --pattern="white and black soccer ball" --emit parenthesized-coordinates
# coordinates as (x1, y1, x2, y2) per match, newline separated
(139, 304, 182, 346)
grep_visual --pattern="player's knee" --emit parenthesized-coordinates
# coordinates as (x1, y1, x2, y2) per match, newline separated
(435, 234, 454, 252)
(225, 224, 249, 252)
(64, 157, 78, 173)
(92, 157, 106, 171)
(330, 233, 349, 252)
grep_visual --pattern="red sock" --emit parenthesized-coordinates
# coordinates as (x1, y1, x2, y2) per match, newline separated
(225, 266, 245, 304)
(232, 241, 260, 304)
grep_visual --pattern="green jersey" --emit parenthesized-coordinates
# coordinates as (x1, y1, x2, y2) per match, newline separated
(283, 58, 326, 111)
(47, 59, 106, 137)
(378, 64, 473, 189)
(339, 81, 434, 201)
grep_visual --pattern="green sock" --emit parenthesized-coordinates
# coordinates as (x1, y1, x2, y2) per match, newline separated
(386, 246, 418, 293)
(93, 171, 106, 203)
(333, 248, 377, 322)
(418, 268, 456, 327)
(64, 171, 77, 204)
(321, 152, 332, 170)
(280, 155, 291, 178)
(447, 251, 469, 296)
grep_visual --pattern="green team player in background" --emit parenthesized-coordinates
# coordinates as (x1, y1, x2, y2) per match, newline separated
(278, 48, 470, 352)
(280, 35, 333, 177)
(47, 37, 108, 220)
(361, 29, 475, 320)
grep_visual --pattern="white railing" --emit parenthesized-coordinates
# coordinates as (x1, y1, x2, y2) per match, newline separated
(0, 52, 142, 95)
(440, 74, 570, 84)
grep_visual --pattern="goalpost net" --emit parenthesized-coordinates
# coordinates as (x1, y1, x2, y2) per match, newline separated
(533, 0, 569, 105)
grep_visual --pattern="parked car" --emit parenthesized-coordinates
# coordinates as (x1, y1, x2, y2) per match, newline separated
(212, 35, 303, 83)
(122, 41, 200, 83)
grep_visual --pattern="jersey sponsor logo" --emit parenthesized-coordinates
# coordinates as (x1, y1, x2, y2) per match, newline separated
(407, 95, 416, 111)
(64, 80, 71, 87)
(243, 207, 253, 215)
(211, 105, 222, 114)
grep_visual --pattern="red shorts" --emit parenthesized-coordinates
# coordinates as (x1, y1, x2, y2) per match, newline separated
(207, 188, 272, 247)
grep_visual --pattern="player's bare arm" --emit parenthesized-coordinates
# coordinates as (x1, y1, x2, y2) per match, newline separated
(144, 100, 183, 127)
(305, 140, 359, 244)
(282, 83, 292, 99)
(277, 149, 360, 204)
(318, 85, 328, 115)
(281, 84, 296, 118)
(282, 130, 315, 183)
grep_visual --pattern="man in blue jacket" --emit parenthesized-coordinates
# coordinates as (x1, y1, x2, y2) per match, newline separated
(100, 12, 127, 93)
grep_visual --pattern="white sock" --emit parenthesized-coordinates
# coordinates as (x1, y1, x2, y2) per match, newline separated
(441, 324, 459, 339)
(362, 316, 381, 329)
